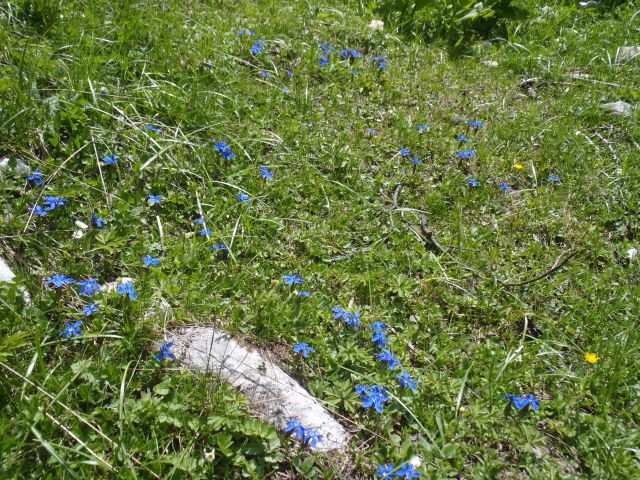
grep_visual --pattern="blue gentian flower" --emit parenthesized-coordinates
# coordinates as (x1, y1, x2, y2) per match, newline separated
(78, 278, 101, 297)
(332, 306, 350, 321)
(148, 194, 164, 206)
(376, 464, 395, 478)
(286, 68, 294, 77)
(61, 321, 82, 339)
(259, 71, 271, 78)
(82, 303, 99, 316)
(199, 228, 212, 236)
(45, 275, 75, 288)
(417, 124, 427, 133)
(214, 141, 236, 161)
(468, 178, 480, 187)
(396, 370, 418, 391)
(302, 428, 322, 448)
(319, 55, 330, 68)
(457, 135, 469, 143)
(250, 39, 265, 54)
(457, 150, 476, 159)
(210, 243, 228, 252)
(282, 88, 290, 94)
(340, 49, 361, 59)
(410, 156, 422, 165)
(370, 322, 389, 349)
(319, 43, 335, 55)
(367, 128, 377, 134)
(101, 155, 118, 165)
(395, 463, 421, 479)
(467, 120, 484, 128)
(92, 214, 106, 228)
(260, 166, 274, 179)
(283, 274, 303, 285)
(356, 385, 390, 413)
(345, 312, 361, 330)
(293, 342, 316, 358)
(548, 175, 561, 182)
(400, 148, 410, 157)
(43, 196, 68, 210)
(236, 193, 250, 205)
(237, 29, 255, 36)
(504, 394, 540, 413)
(193, 216, 205, 225)
(155, 342, 175, 361)
(499, 182, 511, 192)
(370, 55, 387, 69)
(32, 205, 48, 217)
(298, 291, 311, 298)
(145, 124, 162, 133)
(351, 69, 358, 76)
(116, 282, 136, 300)
(284, 419, 304, 439)
(376, 349, 400, 370)
(26, 169, 44, 186)
(142, 254, 160, 267)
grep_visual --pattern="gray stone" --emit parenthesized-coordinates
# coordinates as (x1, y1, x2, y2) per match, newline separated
(601, 101, 633, 117)
(167, 326, 350, 452)
(0, 157, 29, 174)
(615, 46, 640, 64)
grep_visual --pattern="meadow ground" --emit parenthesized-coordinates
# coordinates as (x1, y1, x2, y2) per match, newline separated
(1, 0, 639, 478)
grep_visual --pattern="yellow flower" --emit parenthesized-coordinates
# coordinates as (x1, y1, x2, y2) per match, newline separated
(513, 163, 524, 170)
(585, 352, 600, 364)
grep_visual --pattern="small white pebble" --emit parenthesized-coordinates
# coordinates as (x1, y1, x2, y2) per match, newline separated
(408, 455, 422, 468)
(75, 220, 88, 229)
(368, 19, 384, 31)
(628, 248, 638, 260)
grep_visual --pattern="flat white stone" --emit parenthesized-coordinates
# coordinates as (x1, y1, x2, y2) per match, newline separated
(167, 326, 350, 453)
(615, 46, 640, 64)
(601, 101, 633, 117)
(0, 157, 29, 174)
(0, 256, 31, 304)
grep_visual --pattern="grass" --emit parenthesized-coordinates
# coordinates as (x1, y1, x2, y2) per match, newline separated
(1, 0, 639, 477)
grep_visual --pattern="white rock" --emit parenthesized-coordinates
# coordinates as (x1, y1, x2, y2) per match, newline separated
(601, 101, 633, 117)
(0, 157, 29, 174)
(75, 220, 89, 229)
(615, 46, 640, 64)
(0, 256, 31, 304)
(408, 455, 422, 468)
(628, 248, 638, 260)
(579, 0, 599, 7)
(482, 60, 498, 67)
(72, 230, 85, 239)
(167, 326, 350, 452)
(368, 19, 384, 31)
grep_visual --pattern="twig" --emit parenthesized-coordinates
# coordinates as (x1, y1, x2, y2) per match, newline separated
(419, 215, 445, 254)
(391, 183, 403, 209)
(498, 250, 581, 287)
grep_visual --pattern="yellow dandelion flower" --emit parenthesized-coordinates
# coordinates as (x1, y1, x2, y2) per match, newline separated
(585, 352, 600, 364)
(513, 163, 524, 170)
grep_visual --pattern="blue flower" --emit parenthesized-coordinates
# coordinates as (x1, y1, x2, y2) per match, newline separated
(210, 243, 228, 252)
(345, 312, 361, 330)
(499, 182, 511, 192)
(367, 128, 377, 134)
(400, 148, 410, 157)
(142, 254, 160, 267)
(155, 342, 175, 361)
(214, 141, 237, 161)
(284, 419, 304, 439)
(417, 124, 427, 133)
(145, 124, 162, 134)
(370, 322, 389, 349)
(283, 274, 303, 285)
(116, 282, 136, 300)
(78, 278, 101, 297)
(356, 385, 389, 413)
(457, 134, 469, 143)
(351, 69, 358, 76)
(236, 193, 250, 205)
(319, 43, 335, 55)
(396, 370, 418, 391)
(92, 214, 106, 228)
(260, 166, 274, 179)
(26, 169, 44, 186)
(61, 321, 82, 339)
(395, 463, 421, 479)
(410, 156, 422, 165)
(504, 394, 540, 413)
(457, 150, 476, 159)
(286, 68, 294, 77)
(340, 49, 361, 60)
(250, 39, 265, 54)
(33, 205, 48, 217)
(237, 29, 255, 36)
(370, 55, 387, 70)
(293, 342, 316, 358)
(282, 88, 290, 94)
(82, 303, 99, 317)
(302, 428, 322, 448)
(43, 196, 68, 210)
(148, 194, 164, 206)
(467, 178, 480, 187)
(467, 120, 484, 128)
(548, 175, 561, 182)
(199, 228, 212, 236)
(332, 307, 350, 321)
(259, 71, 271, 78)
(45, 275, 75, 288)
(298, 291, 311, 298)
(193, 216, 205, 225)
(376, 349, 401, 370)
(101, 155, 118, 165)
(376, 464, 395, 478)
(319, 55, 330, 68)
